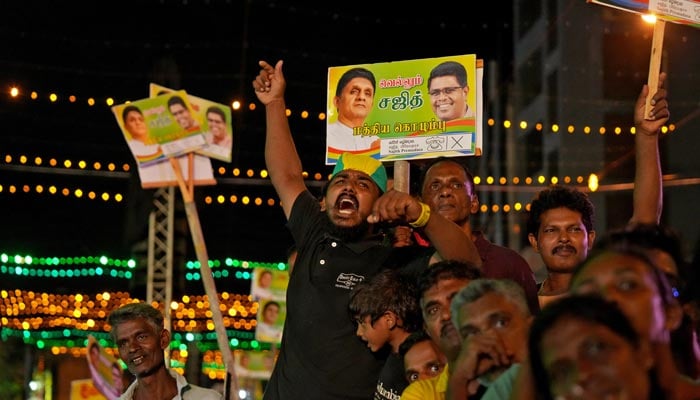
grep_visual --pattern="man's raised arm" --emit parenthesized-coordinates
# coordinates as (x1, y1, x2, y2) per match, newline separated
(253, 60, 307, 219)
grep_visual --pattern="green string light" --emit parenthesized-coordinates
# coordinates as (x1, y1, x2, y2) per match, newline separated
(0, 253, 289, 280)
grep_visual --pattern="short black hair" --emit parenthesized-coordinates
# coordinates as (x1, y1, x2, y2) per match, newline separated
(263, 300, 280, 311)
(398, 329, 432, 358)
(121, 104, 143, 121)
(336, 67, 376, 96)
(206, 105, 226, 122)
(348, 269, 422, 333)
(526, 185, 595, 236)
(428, 61, 468, 89)
(167, 95, 187, 109)
(416, 259, 482, 299)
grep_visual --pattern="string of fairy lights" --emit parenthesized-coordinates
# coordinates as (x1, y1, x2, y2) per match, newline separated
(0, 80, 681, 377)
(3, 83, 678, 211)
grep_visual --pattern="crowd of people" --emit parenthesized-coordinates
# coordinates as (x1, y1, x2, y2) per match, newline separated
(104, 59, 697, 400)
(248, 58, 700, 400)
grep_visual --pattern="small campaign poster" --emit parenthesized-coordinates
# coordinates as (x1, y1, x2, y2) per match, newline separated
(255, 299, 286, 344)
(235, 349, 278, 380)
(149, 83, 234, 163)
(70, 379, 108, 400)
(250, 267, 289, 301)
(86, 335, 124, 400)
(112, 90, 206, 163)
(326, 54, 483, 164)
(113, 90, 216, 189)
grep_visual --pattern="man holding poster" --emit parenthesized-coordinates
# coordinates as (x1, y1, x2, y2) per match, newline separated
(253, 59, 479, 400)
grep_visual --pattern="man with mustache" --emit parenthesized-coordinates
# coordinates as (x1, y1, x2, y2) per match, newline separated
(253, 60, 479, 400)
(526, 186, 596, 309)
(526, 72, 671, 310)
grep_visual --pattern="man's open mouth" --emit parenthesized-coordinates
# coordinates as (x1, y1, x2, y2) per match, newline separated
(336, 195, 358, 215)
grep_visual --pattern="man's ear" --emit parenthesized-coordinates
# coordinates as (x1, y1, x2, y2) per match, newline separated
(384, 311, 398, 330)
(587, 230, 596, 250)
(470, 194, 480, 214)
(160, 329, 171, 350)
(528, 234, 540, 253)
(319, 197, 326, 212)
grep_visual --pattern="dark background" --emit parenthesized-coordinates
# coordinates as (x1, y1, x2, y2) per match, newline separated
(0, 1, 514, 266)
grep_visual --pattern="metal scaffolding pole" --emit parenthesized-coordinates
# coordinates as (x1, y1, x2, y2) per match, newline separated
(146, 186, 175, 359)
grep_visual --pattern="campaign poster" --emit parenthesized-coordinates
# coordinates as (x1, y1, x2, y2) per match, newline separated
(86, 335, 124, 400)
(149, 83, 234, 163)
(255, 298, 286, 344)
(235, 349, 278, 380)
(130, 153, 216, 189)
(70, 379, 108, 400)
(326, 54, 483, 164)
(112, 90, 216, 189)
(112, 90, 207, 163)
(250, 267, 289, 301)
(589, 0, 700, 26)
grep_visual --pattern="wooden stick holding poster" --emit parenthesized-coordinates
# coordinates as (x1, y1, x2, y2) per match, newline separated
(645, 19, 666, 118)
(393, 161, 410, 193)
(168, 157, 240, 400)
(585, 1, 700, 115)
(115, 89, 237, 398)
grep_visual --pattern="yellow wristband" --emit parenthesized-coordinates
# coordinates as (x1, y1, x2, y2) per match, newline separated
(409, 202, 431, 228)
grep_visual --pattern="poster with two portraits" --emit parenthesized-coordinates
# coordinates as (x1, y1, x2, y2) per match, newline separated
(326, 54, 483, 165)
(251, 267, 289, 345)
(112, 84, 234, 189)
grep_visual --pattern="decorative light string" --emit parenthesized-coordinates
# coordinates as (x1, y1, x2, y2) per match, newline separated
(2, 164, 688, 211)
(0, 85, 682, 208)
(6, 83, 675, 135)
(1, 285, 279, 371)
(0, 254, 287, 279)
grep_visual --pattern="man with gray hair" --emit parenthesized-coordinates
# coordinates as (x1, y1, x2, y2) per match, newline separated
(108, 302, 222, 400)
(448, 279, 533, 400)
